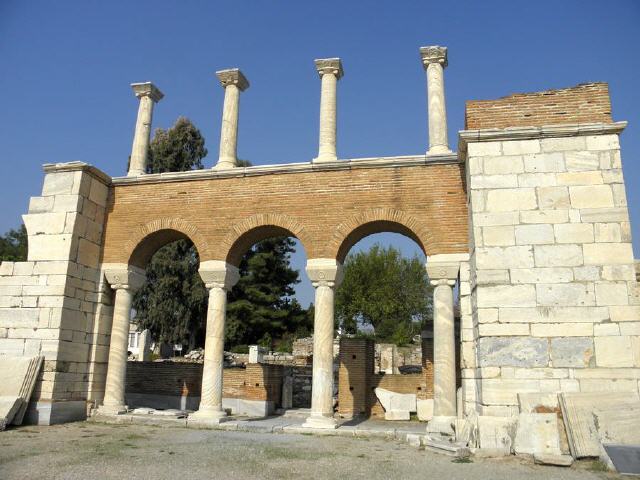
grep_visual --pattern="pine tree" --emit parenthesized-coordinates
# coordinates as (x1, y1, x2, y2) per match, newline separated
(335, 244, 432, 345)
(132, 117, 208, 347)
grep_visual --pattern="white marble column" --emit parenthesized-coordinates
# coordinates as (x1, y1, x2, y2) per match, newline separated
(128, 82, 164, 176)
(425, 256, 461, 435)
(191, 260, 239, 423)
(100, 265, 146, 414)
(214, 69, 249, 170)
(313, 58, 343, 163)
(303, 259, 343, 429)
(420, 46, 452, 155)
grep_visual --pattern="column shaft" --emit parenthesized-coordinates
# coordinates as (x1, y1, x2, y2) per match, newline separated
(218, 84, 240, 168)
(426, 62, 449, 154)
(433, 282, 456, 417)
(199, 286, 228, 415)
(128, 96, 154, 176)
(317, 73, 338, 161)
(309, 284, 336, 421)
(102, 287, 133, 410)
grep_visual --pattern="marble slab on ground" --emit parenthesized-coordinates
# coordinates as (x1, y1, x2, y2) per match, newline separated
(0, 355, 44, 426)
(477, 416, 517, 453)
(417, 399, 433, 421)
(559, 392, 640, 458)
(0, 397, 22, 431)
(374, 388, 416, 421)
(593, 405, 640, 445)
(514, 413, 562, 456)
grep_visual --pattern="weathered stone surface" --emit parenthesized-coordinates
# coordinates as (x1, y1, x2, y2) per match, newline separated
(533, 454, 573, 467)
(537, 186, 570, 209)
(510, 268, 573, 284)
(514, 413, 561, 455)
(499, 306, 609, 324)
(533, 323, 593, 338)
(595, 283, 628, 306)
(482, 226, 515, 246)
(475, 246, 533, 269)
(518, 393, 559, 413)
(583, 243, 633, 265)
(375, 388, 416, 421)
(534, 245, 583, 267)
(550, 337, 594, 367)
(486, 188, 537, 212)
(536, 283, 595, 307)
(595, 336, 634, 367)
(417, 399, 434, 421)
(553, 223, 594, 244)
(477, 284, 536, 308)
(477, 415, 517, 452)
(478, 337, 548, 368)
(569, 185, 614, 209)
(515, 224, 554, 245)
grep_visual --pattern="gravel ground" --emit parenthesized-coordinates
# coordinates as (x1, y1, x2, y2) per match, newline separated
(0, 422, 622, 480)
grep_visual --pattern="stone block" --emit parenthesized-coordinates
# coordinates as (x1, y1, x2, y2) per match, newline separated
(89, 178, 109, 207)
(514, 413, 561, 456)
(470, 175, 518, 190)
(541, 137, 586, 152)
(476, 270, 510, 285)
(486, 188, 537, 212)
(534, 244, 583, 267)
(515, 224, 554, 245)
(533, 454, 573, 467)
(523, 152, 564, 173)
(468, 142, 501, 157)
(609, 306, 640, 322)
(375, 388, 416, 420)
(564, 151, 600, 171)
(619, 322, 640, 336)
(27, 234, 74, 261)
(517, 173, 556, 188)
(585, 134, 619, 151)
(537, 186, 570, 210)
(595, 336, 634, 367)
(595, 283, 628, 306)
(611, 184, 627, 206)
(602, 169, 624, 185)
(573, 266, 600, 281)
(553, 224, 594, 244)
(557, 171, 603, 186)
(583, 243, 633, 265)
(498, 306, 608, 324)
(510, 267, 573, 284)
(22, 213, 67, 236)
(478, 337, 548, 368)
(536, 283, 595, 307)
(569, 185, 614, 209)
(52, 195, 82, 213)
(518, 393, 559, 413)
(481, 379, 542, 405)
(533, 323, 593, 337)
(482, 226, 514, 246)
(42, 172, 76, 196)
(580, 207, 629, 223)
(550, 337, 594, 367)
(417, 399, 434, 421)
(473, 212, 519, 227)
(478, 323, 530, 336)
(28, 196, 54, 213)
(503, 140, 540, 155)
(593, 323, 620, 336)
(476, 285, 536, 308)
(475, 246, 533, 269)
(520, 210, 568, 224)
(483, 156, 524, 175)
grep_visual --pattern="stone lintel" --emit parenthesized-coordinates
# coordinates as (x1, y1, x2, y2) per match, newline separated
(306, 258, 344, 287)
(420, 46, 448, 68)
(216, 69, 249, 91)
(42, 161, 112, 186)
(199, 260, 240, 290)
(426, 254, 467, 283)
(131, 82, 164, 102)
(103, 263, 146, 291)
(314, 58, 344, 79)
(459, 121, 627, 149)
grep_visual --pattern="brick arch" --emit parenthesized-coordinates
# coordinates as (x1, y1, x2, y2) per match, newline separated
(330, 208, 434, 264)
(222, 213, 312, 267)
(124, 218, 211, 268)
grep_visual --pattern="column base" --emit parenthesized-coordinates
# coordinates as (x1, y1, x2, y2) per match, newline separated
(97, 404, 128, 415)
(427, 146, 453, 156)
(426, 415, 456, 436)
(302, 414, 338, 430)
(214, 159, 236, 170)
(189, 407, 230, 425)
(312, 155, 338, 163)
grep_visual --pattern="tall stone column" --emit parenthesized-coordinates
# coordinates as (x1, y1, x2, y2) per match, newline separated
(425, 257, 460, 435)
(313, 58, 343, 163)
(99, 265, 146, 414)
(191, 261, 240, 423)
(420, 46, 452, 155)
(128, 83, 164, 176)
(303, 259, 343, 429)
(215, 69, 249, 170)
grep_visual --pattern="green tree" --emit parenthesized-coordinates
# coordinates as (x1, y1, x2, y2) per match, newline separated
(132, 117, 208, 347)
(225, 237, 312, 349)
(0, 224, 28, 261)
(335, 244, 432, 345)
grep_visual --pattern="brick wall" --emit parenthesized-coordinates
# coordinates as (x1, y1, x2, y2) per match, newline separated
(465, 83, 612, 130)
(102, 161, 469, 267)
(125, 362, 284, 404)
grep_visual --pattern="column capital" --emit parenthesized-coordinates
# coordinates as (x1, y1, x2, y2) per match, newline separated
(216, 68, 250, 91)
(103, 264, 146, 291)
(306, 258, 343, 288)
(131, 82, 164, 102)
(199, 260, 240, 290)
(420, 46, 448, 69)
(426, 253, 466, 285)
(314, 58, 344, 79)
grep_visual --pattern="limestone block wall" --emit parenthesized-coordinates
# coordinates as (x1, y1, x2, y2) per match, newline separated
(463, 121, 640, 416)
(0, 162, 112, 424)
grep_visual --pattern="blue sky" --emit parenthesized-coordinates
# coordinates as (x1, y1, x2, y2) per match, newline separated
(1, 1, 639, 307)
